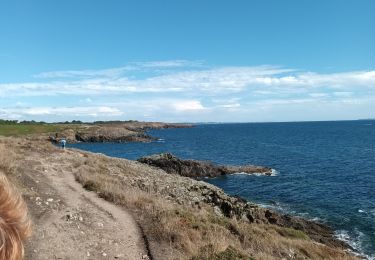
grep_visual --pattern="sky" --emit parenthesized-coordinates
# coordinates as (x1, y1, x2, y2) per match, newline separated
(0, 0, 374, 122)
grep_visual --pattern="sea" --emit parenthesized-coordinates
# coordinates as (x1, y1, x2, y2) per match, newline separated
(69, 120, 375, 258)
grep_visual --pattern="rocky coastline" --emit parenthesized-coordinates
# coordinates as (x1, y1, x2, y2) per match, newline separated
(163, 181, 349, 250)
(0, 134, 358, 259)
(136, 152, 350, 250)
(137, 153, 274, 178)
(48, 124, 353, 252)
(48, 121, 193, 143)
(24, 121, 357, 258)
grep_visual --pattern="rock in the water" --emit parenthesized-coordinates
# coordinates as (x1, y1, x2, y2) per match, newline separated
(137, 153, 273, 178)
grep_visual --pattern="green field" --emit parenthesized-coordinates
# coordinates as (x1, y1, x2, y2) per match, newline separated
(0, 124, 65, 136)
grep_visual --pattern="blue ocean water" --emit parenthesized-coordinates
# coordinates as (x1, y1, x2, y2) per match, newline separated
(70, 121, 375, 258)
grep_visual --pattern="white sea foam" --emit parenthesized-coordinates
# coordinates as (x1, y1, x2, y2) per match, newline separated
(271, 168, 279, 176)
(335, 230, 351, 243)
(258, 202, 327, 224)
(232, 168, 278, 176)
(232, 172, 249, 175)
(259, 203, 374, 259)
(258, 202, 287, 213)
(232, 172, 259, 176)
(335, 229, 374, 260)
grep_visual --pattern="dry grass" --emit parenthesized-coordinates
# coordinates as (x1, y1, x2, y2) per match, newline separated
(0, 139, 18, 181)
(73, 156, 357, 260)
(0, 142, 17, 176)
(0, 138, 55, 195)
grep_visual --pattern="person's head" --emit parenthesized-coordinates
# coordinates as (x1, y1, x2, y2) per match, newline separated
(0, 174, 32, 260)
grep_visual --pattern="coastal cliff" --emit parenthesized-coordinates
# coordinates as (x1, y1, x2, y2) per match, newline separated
(49, 121, 193, 143)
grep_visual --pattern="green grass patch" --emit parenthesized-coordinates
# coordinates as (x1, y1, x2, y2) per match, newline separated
(276, 227, 309, 240)
(0, 124, 65, 136)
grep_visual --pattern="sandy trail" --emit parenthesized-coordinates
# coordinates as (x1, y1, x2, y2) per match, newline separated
(19, 148, 149, 260)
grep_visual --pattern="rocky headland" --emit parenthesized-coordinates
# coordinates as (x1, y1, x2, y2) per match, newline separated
(138, 153, 274, 178)
(48, 121, 193, 143)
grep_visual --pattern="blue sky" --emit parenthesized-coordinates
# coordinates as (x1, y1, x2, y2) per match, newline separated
(0, 0, 374, 122)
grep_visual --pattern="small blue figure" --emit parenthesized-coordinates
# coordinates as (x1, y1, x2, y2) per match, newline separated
(60, 139, 66, 149)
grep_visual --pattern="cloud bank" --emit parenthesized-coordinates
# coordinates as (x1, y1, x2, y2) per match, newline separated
(1, 61, 374, 122)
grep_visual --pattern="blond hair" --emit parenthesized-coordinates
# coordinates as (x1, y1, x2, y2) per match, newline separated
(0, 174, 31, 260)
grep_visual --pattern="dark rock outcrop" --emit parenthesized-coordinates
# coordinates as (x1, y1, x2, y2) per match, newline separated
(137, 153, 273, 178)
(74, 131, 155, 143)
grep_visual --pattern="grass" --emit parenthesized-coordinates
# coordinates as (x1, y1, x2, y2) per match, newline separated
(0, 123, 85, 137)
(0, 143, 16, 174)
(275, 227, 310, 240)
(0, 124, 65, 137)
(0, 142, 29, 195)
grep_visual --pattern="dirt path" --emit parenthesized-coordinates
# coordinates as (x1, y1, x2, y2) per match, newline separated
(19, 148, 150, 260)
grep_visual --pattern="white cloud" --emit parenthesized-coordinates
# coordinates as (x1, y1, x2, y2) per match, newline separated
(309, 93, 329, 98)
(34, 67, 131, 79)
(33, 60, 203, 79)
(81, 97, 93, 103)
(0, 109, 22, 119)
(333, 91, 353, 97)
(273, 71, 375, 89)
(0, 106, 123, 118)
(1, 61, 375, 122)
(131, 60, 204, 68)
(1, 65, 375, 99)
(218, 103, 241, 108)
(172, 100, 206, 111)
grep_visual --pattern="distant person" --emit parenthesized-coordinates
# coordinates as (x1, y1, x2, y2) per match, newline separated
(60, 139, 66, 149)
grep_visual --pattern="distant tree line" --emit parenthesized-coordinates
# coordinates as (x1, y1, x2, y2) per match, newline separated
(0, 119, 18, 125)
(0, 119, 139, 125)
(92, 120, 138, 124)
(55, 120, 139, 124)
(0, 119, 46, 125)
(54, 120, 84, 124)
